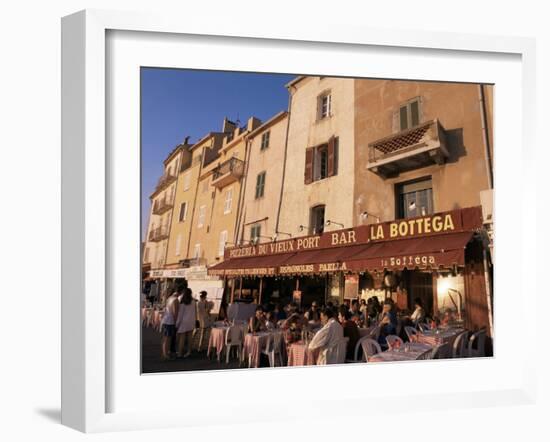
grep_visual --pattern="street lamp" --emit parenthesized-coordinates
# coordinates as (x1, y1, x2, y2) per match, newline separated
(325, 220, 344, 229)
(361, 211, 381, 223)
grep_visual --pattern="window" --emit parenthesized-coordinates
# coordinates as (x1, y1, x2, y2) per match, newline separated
(193, 243, 201, 259)
(318, 92, 332, 119)
(218, 230, 228, 257)
(178, 202, 187, 222)
(260, 131, 270, 150)
(310, 205, 325, 235)
(398, 98, 421, 131)
(255, 172, 266, 199)
(183, 172, 191, 191)
(202, 178, 209, 193)
(305, 136, 338, 184)
(250, 224, 261, 243)
(175, 234, 182, 256)
(143, 247, 149, 263)
(224, 188, 233, 214)
(396, 177, 434, 219)
(197, 205, 206, 228)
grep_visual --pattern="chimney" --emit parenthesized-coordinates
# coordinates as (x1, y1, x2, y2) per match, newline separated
(247, 116, 262, 131)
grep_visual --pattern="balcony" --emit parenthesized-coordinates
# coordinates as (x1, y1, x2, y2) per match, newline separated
(367, 119, 449, 178)
(148, 226, 170, 242)
(152, 197, 174, 215)
(155, 172, 177, 192)
(211, 157, 245, 188)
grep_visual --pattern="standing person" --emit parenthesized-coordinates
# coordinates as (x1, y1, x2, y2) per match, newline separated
(176, 288, 196, 358)
(197, 291, 213, 328)
(308, 307, 344, 364)
(338, 307, 360, 360)
(160, 288, 180, 361)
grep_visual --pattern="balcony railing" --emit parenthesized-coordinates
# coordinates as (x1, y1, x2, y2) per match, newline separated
(211, 157, 245, 188)
(152, 197, 174, 215)
(155, 172, 177, 192)
(367, 119, 449, 178)
(148, 226, 170, 242)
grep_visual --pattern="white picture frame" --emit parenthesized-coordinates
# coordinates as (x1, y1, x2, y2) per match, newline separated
(61, 9, 538, 433)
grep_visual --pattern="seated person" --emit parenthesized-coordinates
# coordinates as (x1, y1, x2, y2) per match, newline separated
(249, 306, 267, 333)
(338, 308, 360, 360)
(409, 298, 426, 325)
(283, 315, 303, 346)
(265, 311, 277, 330)
(350, 300, 365, 324)
(308, 307, 344, 365)
(377, 300, 398, 348)
(304, 301, 321, 323)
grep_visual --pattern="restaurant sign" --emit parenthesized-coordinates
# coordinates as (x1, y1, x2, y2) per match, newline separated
(225, 207, 481, 259)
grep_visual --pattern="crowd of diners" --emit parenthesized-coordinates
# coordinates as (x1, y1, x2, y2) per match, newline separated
(152, 281, 460, 363)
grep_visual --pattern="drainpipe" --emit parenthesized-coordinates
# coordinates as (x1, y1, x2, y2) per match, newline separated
(185, 144, 206, 259)
(275, 87, 294, 233)
(235, 136, 252, 244)
(478, 84, 494, 189)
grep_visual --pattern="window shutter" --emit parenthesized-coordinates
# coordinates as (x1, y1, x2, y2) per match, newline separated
(327, 136, 336, 177)
(304, 147, 314, 184)
(392, 110, 400, 134)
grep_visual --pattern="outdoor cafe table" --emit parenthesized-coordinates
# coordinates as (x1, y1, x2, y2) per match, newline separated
(416, 327, 465, 347)
(287, 341, 321, 366)
(369, 342, 433, 362)
(243, 330, 283, 368)
(207, 326, 229, 360)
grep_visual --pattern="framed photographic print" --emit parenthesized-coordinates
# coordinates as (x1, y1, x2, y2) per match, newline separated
(61, 9, 537, 433)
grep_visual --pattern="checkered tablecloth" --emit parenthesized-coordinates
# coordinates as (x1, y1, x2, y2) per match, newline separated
(243, 331, 284, 368)
(287, 342, 320, 366)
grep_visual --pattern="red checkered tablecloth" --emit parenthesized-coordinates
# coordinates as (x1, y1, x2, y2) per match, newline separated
(287, 342, 320, 366)
(243, 331, 283, 368)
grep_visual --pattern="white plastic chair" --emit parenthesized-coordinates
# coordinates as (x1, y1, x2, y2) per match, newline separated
(467, 330, 486, 357)
(452, 330, 469, 358)
(326, 337, 349, 364)
(385, 334, 404, 349)
(261, 332, 284, 367)
(224, 325, 243, 364)
(352, 335, 375, 362)
(404, 326, 418, 342)
(418, 322, 431, 332)
(431, 343, 451, 359)
(360, 338, 382, 362)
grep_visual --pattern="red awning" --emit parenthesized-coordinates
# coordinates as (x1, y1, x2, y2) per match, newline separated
(208, 252, 296, 276)
(208, 231, 475, 276)
(345, 231, 474, 272)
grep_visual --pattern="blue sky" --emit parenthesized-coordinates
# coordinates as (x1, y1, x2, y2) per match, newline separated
(141, 68, 296, 239)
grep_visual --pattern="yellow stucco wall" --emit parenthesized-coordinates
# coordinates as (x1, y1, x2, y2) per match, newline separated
(278, 76, 355, 236)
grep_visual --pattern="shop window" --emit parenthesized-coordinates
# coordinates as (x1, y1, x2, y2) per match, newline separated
(255, 172, 266, 199)
(396, 177, 434, 219)
(310, 205, 325, 235)
(250, 224, 261, 243)
(304, 136, 338, 184)
(260, 131, 270, 150)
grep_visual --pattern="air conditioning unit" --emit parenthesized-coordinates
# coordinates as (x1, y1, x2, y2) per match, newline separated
(480, 189, 494, 224)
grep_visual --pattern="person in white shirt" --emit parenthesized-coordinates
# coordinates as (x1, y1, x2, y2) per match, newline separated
(308, 307, 344, 365)
(176, 288, 197, 358)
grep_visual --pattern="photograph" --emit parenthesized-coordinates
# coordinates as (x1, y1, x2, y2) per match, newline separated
(140, 69, 494, 373)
